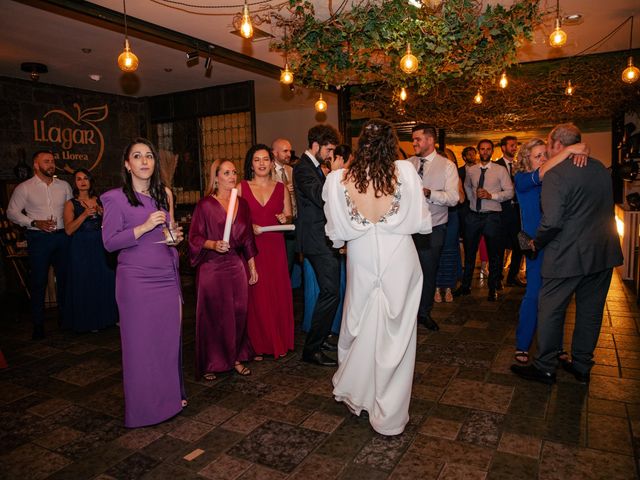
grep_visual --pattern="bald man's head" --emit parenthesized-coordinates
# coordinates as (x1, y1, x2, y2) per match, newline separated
(272, 138, 292, 166)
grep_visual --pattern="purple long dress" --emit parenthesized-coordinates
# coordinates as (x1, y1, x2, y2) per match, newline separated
(188, 195, 257, 378)
(101, 188, 184, 428)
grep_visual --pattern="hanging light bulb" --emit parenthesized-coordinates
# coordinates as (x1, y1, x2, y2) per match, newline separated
(315, 94, 327, 113)
(400, 44, 419, 74)
(565, 80, 575, 95)
(473, 90, 483, 104)
(399, 87, 408, 101)
(622, 57, 640, 83)
(240, 1, 253, 39)
(280, 63, 294, 85)
(499, 72, 508, 89)
(549, 18, 567, 47)
(117, 0, 139, 72)
(621, 18, 639, 83)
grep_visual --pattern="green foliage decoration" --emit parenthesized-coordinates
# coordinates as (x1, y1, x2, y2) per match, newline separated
(272, 0, 542, 94)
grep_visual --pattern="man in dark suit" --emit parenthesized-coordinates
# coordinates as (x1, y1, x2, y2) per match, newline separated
(458, 146, 477, 243)
(494, 135, 525, 288)
(511, 123, 623, 384)
(293, 124, 341, 367)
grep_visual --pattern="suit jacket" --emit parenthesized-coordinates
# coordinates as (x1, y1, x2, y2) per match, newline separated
(535, 157, 623, 278)
(293, 153, 333, 255)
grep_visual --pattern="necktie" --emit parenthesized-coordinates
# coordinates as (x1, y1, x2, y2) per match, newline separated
(316, 164, 325, 179)
(417, 157, 427, 178)
(476, 167, 487, 212)
(281, 167, 288, 184)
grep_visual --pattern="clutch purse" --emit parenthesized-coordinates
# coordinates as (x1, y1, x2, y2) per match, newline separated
(518, 230, 537, 259)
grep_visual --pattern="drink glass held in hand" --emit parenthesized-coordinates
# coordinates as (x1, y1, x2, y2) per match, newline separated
(163, 222, 179, 245)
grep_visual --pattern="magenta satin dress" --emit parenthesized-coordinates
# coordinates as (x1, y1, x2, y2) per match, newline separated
(188, 195, 258, 378)
(101, 188, 184, 428)
(241, 181, 294, 357)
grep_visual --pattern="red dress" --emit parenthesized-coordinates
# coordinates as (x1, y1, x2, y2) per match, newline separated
(242, 180, 294, 357)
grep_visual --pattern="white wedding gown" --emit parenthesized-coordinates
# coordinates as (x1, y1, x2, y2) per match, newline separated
(322, 160, 432, 435)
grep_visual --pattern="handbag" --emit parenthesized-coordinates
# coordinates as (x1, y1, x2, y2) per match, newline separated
(517, 230, 537, 259)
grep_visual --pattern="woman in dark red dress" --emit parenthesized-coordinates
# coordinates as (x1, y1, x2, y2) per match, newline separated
(188, 159, 258, 380)
(238, 144, 294, 359)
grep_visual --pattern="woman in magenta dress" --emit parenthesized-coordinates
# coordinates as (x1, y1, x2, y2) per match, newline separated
(189, 159, 258, 380)
(101, 138, 186, 428)
(238, 145, 294, 359)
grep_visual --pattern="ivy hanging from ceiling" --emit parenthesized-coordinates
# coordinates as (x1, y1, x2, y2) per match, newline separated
(272, 0, 542, 94)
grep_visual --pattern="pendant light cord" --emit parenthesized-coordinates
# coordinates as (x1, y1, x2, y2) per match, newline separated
(123, 0, 129, 39)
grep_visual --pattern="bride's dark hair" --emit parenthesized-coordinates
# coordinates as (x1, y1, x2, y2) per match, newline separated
(346, 119, 398, 197)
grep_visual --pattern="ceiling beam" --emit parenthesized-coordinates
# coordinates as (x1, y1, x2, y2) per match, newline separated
(15, 0, 282, 79)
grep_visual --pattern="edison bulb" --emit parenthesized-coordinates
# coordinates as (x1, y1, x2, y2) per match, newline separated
(622, 57, 640, 84)
(315, 94, 327, 113)
(117, 39, 139, 72)
(240, 4, 253, 39)
(400, 44, 419, 74)
(549, 19, 567, 48)
(565, 80, 574, 96)
(399, 87, 408, 101)
(473, 91, 483, 104)
(280, 64, 294, 85)
(499, 72, 508, 89)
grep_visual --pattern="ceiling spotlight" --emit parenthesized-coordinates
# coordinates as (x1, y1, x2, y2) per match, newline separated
(89, 74, 101, 81)
(81, 48, 92, 54)
(21, 62, 47, 82)
(204, 56, 212, 70)
(563, 13, 583, 25)
(315, 93, 327, 113)
(499, 72, 508, 89)
(186, 50, 199, 61)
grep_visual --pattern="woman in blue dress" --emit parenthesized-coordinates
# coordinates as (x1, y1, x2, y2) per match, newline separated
(513, 139, 587, 364)
(63, 168, 117, 332)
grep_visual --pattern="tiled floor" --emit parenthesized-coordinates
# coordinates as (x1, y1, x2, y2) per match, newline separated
(1, 270, 639, 479)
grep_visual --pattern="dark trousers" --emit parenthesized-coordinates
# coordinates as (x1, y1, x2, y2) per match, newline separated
(498, 203, 523, 281)
(461, 212, 502, 290)
(533, 268, 613, 374)
(414, 224, 447, 318)
(284, 232, 297, 275)
(25, 230, 70, 328)
(303, 251, 341, 356)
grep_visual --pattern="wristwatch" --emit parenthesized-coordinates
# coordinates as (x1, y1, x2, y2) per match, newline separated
(30, 219, 37, 227)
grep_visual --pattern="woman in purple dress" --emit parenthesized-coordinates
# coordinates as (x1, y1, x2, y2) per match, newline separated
(189, 159, 258, 381)
(101, 138, 186, 428)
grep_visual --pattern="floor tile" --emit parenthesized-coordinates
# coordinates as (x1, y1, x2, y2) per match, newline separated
(441, 379, 514, 414)
(497, 432, 542, 459)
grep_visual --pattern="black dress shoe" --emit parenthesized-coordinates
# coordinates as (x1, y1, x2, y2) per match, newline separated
(453, 286, 471, 297)
(507, 277, 527, 287)
(418, 315, 439, 331)
(321, 340, 338, 352)
(510, 364, 556, 384)
(560, 359, 590, 383)
(487, 289, 498, 301)
(302, 351, 337, 367)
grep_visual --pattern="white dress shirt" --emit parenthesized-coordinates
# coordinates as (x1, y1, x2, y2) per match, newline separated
(463, 162, 514, 213)
(7, 175, 73, 230)
(408, 151, 459, 227)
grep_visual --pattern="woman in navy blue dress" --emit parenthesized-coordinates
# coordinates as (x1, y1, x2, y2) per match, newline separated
(63, 168, 117, 332)
(513, 140, 587, 364)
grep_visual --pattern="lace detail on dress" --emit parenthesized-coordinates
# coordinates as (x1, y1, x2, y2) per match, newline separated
(343, 181, 402, 225)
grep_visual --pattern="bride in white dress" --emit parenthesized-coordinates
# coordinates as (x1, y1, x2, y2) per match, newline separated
(322, 119, 432, 435)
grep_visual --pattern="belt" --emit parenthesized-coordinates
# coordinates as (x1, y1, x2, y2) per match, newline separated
(471, 211, 498, 216)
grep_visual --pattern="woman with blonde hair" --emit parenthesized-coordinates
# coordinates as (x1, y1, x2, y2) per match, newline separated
(189, 159, 258, 380)
(513, 138, 588, 364)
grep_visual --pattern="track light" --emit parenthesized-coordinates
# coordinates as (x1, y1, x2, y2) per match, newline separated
(204, 56, 212, 69)
(186, 50, 199, 61)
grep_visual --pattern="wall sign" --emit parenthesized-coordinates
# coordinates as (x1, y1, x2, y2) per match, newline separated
(33, 103, 108, 173)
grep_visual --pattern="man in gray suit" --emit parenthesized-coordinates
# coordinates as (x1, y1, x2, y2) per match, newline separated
(511, 123, 623, 384)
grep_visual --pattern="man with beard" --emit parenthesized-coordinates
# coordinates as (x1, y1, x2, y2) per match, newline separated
(495, 135, 525, 288)
(8, 150, 73, 339)
(293, 125, 340, 366)
(408, 124, 459, 330)
(272, 137, 297, 274)
(455, 139, 513, 301)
